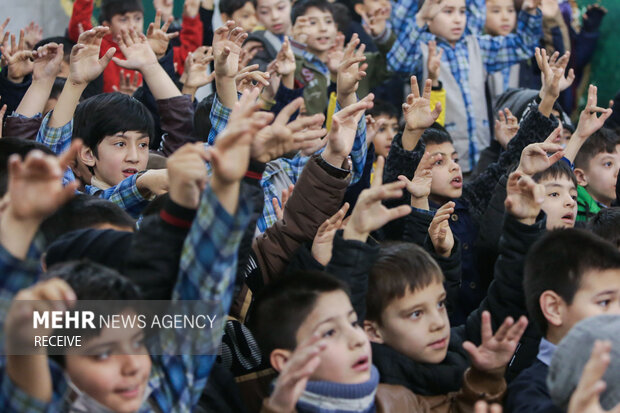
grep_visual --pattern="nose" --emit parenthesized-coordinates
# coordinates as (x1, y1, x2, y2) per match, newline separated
(565, 194, 576, 209)
(120, 355, 141, 376)
(347, 324, 367, 349)
(125, 143, 140, 163)
(449, 159, 460, 173)
(429, 308, 447, 332)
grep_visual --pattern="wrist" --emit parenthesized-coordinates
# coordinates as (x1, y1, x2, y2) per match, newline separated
(140, 62, 163, 78)
(321, 147, 346, 169)
(411, 197, 429, 210)
(0, 208, 40, 260)
(7, 74, 26, 84)
(517, 216, 537, 225)
(343, 225, 369, 243)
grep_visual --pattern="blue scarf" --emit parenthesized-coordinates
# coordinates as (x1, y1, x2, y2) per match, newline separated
(296, 365, 379, 413)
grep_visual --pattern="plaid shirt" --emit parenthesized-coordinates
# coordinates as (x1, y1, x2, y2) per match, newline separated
(35, 112, 149, 218)
(0, 185, 251, 412)
(206, 96, 367, 232)
(387, 10, 542, 166)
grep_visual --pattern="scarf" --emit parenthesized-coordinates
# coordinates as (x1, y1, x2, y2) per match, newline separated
(295, 365, 379, 413)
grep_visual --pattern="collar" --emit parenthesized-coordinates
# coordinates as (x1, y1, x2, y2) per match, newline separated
(300, 50, 330, 76)
(577, 185, 605, 212)
(429, 198, 469, 211)
(536, 337, 557, 366)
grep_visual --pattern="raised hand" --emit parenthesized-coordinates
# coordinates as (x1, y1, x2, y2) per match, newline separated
(337, 34, 368, 106)
(181, 47, 215, 90)
(398, 151, 439, 210)
(213, 21, 247, 79)
(69, 27, 117, 85)
(522, 0, 542, 14)
(113, 69, 142, 95)
(274, 36, 296, 77)
(113, 29, 159, 73)
(292, 16, 310, 44)
(311, 203, 349, 266)
(147, 10, 179, 59)
(427, 40, 443, 87)
(428, 201, 455, 257)
(22, 21, 43, 50)
(361, 6, 391, 37)
(236, 67, 270, 94)
(494, 108, 519, 149)
(263, 334, 326, 413)
(547, 50, 575, 93)
(343, 156, 412, 242)
(516, 139, 565, 176)
(567, 341, 620, 413)
(326, 33, 346, 76)
(535, 47, 564, 116)
(417, 0, 444, 27)
(0, 18, 9, 46)
(0, 30, 34, 83)
(504, 171, 545, 225)
(32, 42, 64, 82)
(167, 142, 210, 209)
(404, 76, 442, 132)
(463, 311, 528, 375)
(322, 94, 374, 167)
(273, 184, 295, 221)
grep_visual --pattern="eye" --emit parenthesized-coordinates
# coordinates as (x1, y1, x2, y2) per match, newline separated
(604, 162, 613, 167)
(597, 299, 611, 308)
(94, 350, 111, 361)
(139, 142, 149, 149)
(378, 126, 386, 132)
(438, 299, 447, 310)
(322, 328, 336, 338)
(409, 310, 423, 320)
(114, 141, 126, 148)
(548, 192, 559, 198)
(133, 337, 146, 349)
(351, 320, 361, 328)
(571, 195, 578, 201)
(434, 159, 443, 166)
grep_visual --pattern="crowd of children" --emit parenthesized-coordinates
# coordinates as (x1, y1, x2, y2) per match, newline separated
(0, 0, 619, 411)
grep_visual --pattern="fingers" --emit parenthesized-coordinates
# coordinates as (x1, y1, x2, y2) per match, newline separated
(162, 15, 174, 33)
(422, 78, 432, 100)
(505, 316, 528, 342)
(372, 156, 385, 187)
(275, 97, 304, 125)
(410, 75, 420, 99)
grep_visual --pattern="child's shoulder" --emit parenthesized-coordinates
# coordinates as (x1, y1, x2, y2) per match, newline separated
(376, 383, 430, 412)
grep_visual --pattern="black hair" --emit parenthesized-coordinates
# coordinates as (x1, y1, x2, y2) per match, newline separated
(291, 0, 334, 24)
(220, 0, 253, 16)
(524, 229, 620, 335)
(194, 93, 215, 141)
(73, 93, 154, 157)
(49, 78, 66, 101)
(589, 207, 620, 249)
(249, 271, 349, 357)
(40, 194, 135, 244)
(33, 37, 74, 63)
(100, 0, 144, 23)
(574, 128, 620, 170)
(331, 2, 352, 34)
(0, 138, 55, 196)
(367, 242, 444, 323)
(368, 100, 400, 122)
(421, 122, 453, 147)
(532, 160, 578, 189)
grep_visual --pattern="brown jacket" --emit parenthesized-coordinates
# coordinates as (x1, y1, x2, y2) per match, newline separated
(259, 367, 505, 413)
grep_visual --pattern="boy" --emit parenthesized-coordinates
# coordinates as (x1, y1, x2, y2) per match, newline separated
(221, 0, 258, 33)
(484, 0, 519, 97)
(574, 128, 620, 221)
(252, 270, 524, 412)
(0, 86, 262, 411)
(367, 100, 400, 160)
(504, 228, 620, 412)
(387, 0, 542, 172)
(245, 0, 293, 71)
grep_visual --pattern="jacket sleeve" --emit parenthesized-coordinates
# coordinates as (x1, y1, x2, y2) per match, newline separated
(3, 113, 42, 140)
(0, 71, 31, 117)
(157, 94, 198, 156)
(446, 367, 506, 412)
(68, 0, 94, 43)
(199, 6, 214, 48)
(423, 235, 462, 321)
(252, 155, 350, 283)
(122, 197, 196, 300)
(173, 14, 203, 75)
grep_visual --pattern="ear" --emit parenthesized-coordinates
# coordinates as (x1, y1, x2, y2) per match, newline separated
(270, 348, 292, 373)
(363, 320, 385, 344)
(353, 3, 366, 17)
(102, 20, 111, 28)
(574, 167, 588, 187)
(79, 146, 96, 168)
(221, 12, 231, 22)
(539, 290, 565, 329)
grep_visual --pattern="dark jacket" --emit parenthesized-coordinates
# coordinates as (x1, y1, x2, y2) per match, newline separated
(246, 30, 282, 72)
(505, 360, 563, 413)
(0, 70, 30, 118)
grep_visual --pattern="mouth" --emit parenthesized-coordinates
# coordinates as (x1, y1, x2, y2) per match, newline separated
(351, 355, 370, 372)
(114, 384, 141, 399)
(316, 36, 331, 44)
(450, 176, 463, 188)
(451, 28, 463, 34)
(427, 337, 448, 350)
(561, 212, 575, 225)
(122, 168, 138, 177)
(272, 23, 283, 31)
(500, 25, 513, 32)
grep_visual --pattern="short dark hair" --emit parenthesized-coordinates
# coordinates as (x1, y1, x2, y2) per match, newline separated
(532, 160, 578, 189)
(574, 128, 620, 170)
(220, 0, 253, 16)
(367, 242, 444, 323)
(0, 138, 55, 196)
(40, 194, 135, 244)
(73, 93, 154, 157)
(291, 0, 334, 24)
(50, 78, 66, 101)
(194, 94, 215, 141)
(249, 271, 349, 357)
(100, 0, 144, 23)
(589, 207, 620, 249)
(421, 123, 453, 147)
(524, 229, 620, 335)
(368, 100, 400, 122)
(33, 37, 74, 63)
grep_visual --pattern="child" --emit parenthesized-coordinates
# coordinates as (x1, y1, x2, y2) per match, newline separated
(387, 0, 542, 173)
(574, 128, 620, 221)
(221, 0, 258, 33)
(246, 0, 293, 70)
(484, 0, 519, 98)
(504, 229, 620, 412)
(367, 101, 400, 160)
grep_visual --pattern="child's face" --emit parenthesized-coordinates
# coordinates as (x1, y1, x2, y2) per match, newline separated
(226, 2, 258, 33)
(551, 269, 620, 342)
(579, 145, 620, 207)
(301, 7, 338, 57)
(372, 115, 399, 158)
(106, 12, 145, 40)
(294, 290, 372, 384)
(425, 141, 463, 202)
(427, 0, 467, 46)
(539, 175, 578, 230)
(255, 0, 292, 35)
(65, 321, 152, 413)
(484, 0, 516, 36)
(90, 131, 150, 187)
(371, 280, 450, 364)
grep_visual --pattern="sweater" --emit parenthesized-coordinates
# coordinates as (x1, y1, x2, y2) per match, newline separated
(576, 185, 603, 222)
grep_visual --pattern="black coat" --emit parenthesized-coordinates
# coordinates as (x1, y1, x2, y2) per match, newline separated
(505, 359, 563, 413)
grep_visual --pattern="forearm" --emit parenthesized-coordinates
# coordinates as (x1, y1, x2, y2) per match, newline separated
(402, 127, 424, 151)
(215, 77, 238, 110)
(141, 63, 182, 101)
(16, 79, 55, 118)
(211, 179, 241, 215)
(49, 81, 87, 128)
(6, 355, 52, 403)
